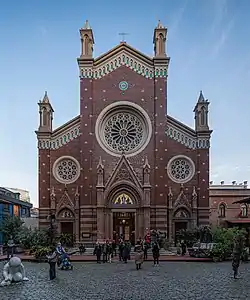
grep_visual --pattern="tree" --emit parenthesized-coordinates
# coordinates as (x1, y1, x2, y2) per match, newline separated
(0, 215, 24, 244)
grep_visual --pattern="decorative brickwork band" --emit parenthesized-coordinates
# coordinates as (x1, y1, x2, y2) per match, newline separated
(79, 51, 168, 79)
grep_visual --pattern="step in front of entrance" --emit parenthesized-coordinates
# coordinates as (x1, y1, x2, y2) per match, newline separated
(69, 248, 176, 256)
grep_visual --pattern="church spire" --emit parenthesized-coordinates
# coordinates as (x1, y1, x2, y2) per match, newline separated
(198, 90, 205, 102)
(193, 90, 210, 132)
(79, 20, 94, 58)
(153, 20, 167, 57)
(37, 91, 54, 133)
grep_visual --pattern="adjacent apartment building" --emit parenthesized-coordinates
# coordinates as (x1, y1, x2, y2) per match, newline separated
(0, 187, 33, 244)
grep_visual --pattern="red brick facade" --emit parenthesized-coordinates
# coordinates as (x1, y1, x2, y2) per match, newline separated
(36, 21, 212, 243)
(209, 181, 250, 227)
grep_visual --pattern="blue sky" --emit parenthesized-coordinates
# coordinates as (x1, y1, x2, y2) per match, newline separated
(0, 0, 249, 206)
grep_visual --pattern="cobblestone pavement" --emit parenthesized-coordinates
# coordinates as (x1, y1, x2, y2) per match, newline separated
(1, 260, 250, 300)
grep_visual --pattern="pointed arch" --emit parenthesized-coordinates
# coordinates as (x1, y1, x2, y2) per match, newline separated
(158, 33, 165, 55)
(83, 34, 90, 56)
(57, 207, 75, 219)
(200, 106, 207, 126)
(241, 204, 248, 217)
(173, 207, 190, 219)
(218, 202, 226, 218)
(105, 181, 142, 208)
(42, 107, 47, 126)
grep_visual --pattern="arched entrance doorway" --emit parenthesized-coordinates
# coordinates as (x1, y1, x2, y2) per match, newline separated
(173, 208, 191, 244)
(57, 208, 75, 245)
(105, 186, 142, 245)
(112, 193, 136, 244)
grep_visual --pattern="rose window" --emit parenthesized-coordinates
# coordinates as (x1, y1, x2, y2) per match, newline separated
(53, 156, 80, 184)
(167, 155, 195, 184)
(103, 112, 144, 153)
(96, 102, 152, 157)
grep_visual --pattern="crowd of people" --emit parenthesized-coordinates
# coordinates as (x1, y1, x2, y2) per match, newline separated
(92, 235, 160, 268)
(46, 233, 161, 281)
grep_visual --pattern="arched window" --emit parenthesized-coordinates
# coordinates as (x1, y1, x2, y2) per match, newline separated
(241, 204, 248, 217)
(200, 106, 207, 125)
(219, 203, 226, 218)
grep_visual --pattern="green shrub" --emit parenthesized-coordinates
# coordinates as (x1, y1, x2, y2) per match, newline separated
(33, 246, 53, 259)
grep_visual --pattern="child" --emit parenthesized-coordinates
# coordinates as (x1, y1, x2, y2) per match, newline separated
(134, 241, 143, 270)
(47, 248, 58, 280)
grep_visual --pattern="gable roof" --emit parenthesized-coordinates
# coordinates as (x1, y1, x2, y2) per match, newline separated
(94, 42, 153, 67)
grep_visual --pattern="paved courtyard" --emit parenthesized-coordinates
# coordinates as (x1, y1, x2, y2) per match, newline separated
(0, 260, 250, 300)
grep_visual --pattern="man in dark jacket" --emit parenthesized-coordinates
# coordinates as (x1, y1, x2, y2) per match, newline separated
(119, 241, 124, 261)
(93, 242, 102, 263)
(112, 240, 117, 257)
(122, 242, 130, 263)
(152, 242, 160, 266)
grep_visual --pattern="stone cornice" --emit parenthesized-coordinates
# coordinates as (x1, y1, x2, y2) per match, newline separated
(37, 115, 81, 150)
(79, 43, 169, 80)
(166, 115, 211, 149)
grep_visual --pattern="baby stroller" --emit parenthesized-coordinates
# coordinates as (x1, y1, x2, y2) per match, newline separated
(60, 253, 73, 270)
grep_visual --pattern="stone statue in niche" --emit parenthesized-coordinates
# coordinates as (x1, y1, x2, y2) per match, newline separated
(0, 257, 29, 287)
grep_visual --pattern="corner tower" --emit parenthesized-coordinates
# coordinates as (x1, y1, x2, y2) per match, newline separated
(194, 91, 213, 225)
(35, 91, 54, 221)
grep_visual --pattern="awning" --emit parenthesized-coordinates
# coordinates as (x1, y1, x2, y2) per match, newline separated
(233, 197, 250, 204)
(226, 219, 250, 224)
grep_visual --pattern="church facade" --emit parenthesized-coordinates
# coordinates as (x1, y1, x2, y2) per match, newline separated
(36, 21, 212, 244)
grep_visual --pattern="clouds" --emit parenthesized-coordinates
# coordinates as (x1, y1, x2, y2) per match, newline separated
(210, 17, 235, 58)
(209, 0, 236, 58)
(168, 0, 188, 37)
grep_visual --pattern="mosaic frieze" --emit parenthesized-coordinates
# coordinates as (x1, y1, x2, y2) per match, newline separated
(79, 51, 168, 79)
(166, 125, 210, 149)
(37, 124, 81, 150)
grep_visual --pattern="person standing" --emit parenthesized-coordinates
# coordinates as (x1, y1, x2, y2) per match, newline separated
(181, 240, 186, 256)
(232, 235, 244, 279)
(47, 248, 58, 280)
(119, 241, 124, 261)
(134, 240, 144, 270)
(7, 236, 15, 260)
(143, 240, 148, 261)
(122, 242, 130, 263)
(102, 241, 108, 263)
(106, 241, 112, 263)
(152, 242, 160, 266)
(111, 240, 117, 257)
(93, 242, 102, 263)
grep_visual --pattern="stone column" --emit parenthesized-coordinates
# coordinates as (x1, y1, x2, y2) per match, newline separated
(96, 208, 105, 241)
(135, 210, 141, 240)
(143, 207, 150, 235)
(75, 211, 80, 242)
(105, 210, 112, 240)
(168, 211, 173, 242)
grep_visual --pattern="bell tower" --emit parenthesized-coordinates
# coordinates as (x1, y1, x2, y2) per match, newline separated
(153, 20, 167, 57)
(37, 91, 54, 133)
(79, 20, 94, 58)
(193, 91, 210, 132)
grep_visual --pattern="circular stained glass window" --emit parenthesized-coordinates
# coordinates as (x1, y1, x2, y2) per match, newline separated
(95, 101, 152, 157)
(52, 156, 80, 184)
(166, 155, 195, 184)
